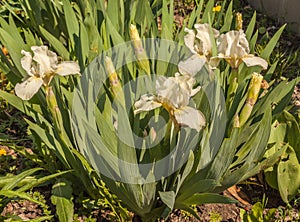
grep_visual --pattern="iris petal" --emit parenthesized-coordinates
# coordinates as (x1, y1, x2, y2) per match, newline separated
(134, 94, 162, 114)
(178, 54, 206, 77)
(20, 50, 34, 77)
(31, 46, 58, 76)
(174, 106, 206, 132)
(242, 56, 268, 70)
(15, 76, 43, 100)
(56, 61, 80, 76)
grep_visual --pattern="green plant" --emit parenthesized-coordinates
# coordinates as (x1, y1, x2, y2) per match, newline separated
(0, 0, 298, 221)
(265, 110, 300, 203)
(0, 167, 71, 221)
(240, 194, 276, 222)
(209, 210, 222, 222)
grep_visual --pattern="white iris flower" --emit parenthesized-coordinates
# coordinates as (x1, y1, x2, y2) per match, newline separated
(134, 74, 206, 132)
(180, 23, 219, 73)
(184, 23, 219, 59)
(15, 46, 80, 100)
(211, 30, 268, 69)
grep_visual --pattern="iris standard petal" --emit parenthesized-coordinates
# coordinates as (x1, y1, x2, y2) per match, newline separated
(56, 61, 80, 76)
(178, 54, 206, 76)
(31, 46, 58, 75)
(157, 76, 190, 108)
(218, 30, 249, 59)
(174, 106, 206, 132)
(184, 28, 197, 54)
(134, 94, 162, 114)
(242, 55, 268, 70)
(20, 50, 34, 77)
(15, 76, 43, 100)
(194, 23, 219, 57)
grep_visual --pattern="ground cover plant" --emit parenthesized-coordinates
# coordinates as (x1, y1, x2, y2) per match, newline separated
(0, 0, 299, 221)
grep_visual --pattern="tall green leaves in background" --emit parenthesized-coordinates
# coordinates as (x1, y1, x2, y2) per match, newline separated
(0, 0, 299, 221)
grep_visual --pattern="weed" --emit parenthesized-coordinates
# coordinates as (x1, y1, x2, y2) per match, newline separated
(209, 210, 223, 222)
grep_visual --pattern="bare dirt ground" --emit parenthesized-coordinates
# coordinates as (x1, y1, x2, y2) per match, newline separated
(1, 0, 300, 221)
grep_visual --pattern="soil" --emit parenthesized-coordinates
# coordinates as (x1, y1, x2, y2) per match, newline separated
(1, 178, 299, 221)
(1, 0, 300, 221)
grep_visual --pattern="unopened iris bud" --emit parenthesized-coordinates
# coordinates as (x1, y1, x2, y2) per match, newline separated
(105, 56, 125, 106)
(129, 24, 151, 75)
(239, 72, 263, 126)
(236, 13, 243, 31)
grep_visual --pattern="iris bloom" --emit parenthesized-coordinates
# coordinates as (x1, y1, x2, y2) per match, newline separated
(211, 30, 268, 69)
(184, 23, 219, 61)
(15, 46, 80, 100)
(134, 74, 206, 132)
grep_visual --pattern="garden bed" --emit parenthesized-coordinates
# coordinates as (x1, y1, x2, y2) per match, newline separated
(0, 0, 299, 221)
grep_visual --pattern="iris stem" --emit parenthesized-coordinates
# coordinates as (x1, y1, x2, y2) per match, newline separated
(226, 68, 239, 110)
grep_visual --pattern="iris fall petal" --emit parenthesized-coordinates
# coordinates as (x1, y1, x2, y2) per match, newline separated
(15, 76, 43, 100)
(174, 106, 206, 132)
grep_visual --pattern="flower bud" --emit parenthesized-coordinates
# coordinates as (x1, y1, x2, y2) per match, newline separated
(239, 72, 263, 126)
(105, 56, 125, 106)
(129, 24, 151, 75)
(236, 13, 243, 31)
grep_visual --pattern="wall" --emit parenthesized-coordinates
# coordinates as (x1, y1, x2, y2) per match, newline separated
(247, 0, 300, 35)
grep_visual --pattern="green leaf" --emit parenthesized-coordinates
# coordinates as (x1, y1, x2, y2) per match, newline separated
(187, 0, 204, 28)
(220, 1, 233, 33)
(201, 0, 214, 24)
(206, 128, 239, 181)
(61, 0, 79, 48)
(161, 0, 174, 40)
(177, 179, 219, 203)
(105, 17, 124, 46)
(253, 78, 298, 117)
(0, 190, 47, 208)
(261, 25, 286, 59)
(116, 103, 139, 179)
(277, 146, 300, 203)
(2, 168, 43, 190)
(18, 170, 73, 193)
(0, 27, 26, 78)
(82, 14, 99, 61)
(279, 111, 300, 154)
(39, 26, 70, 59)
(245, 11, 256, 41)
(0, 90, 28, 113)
(106, 0, 120, 29)
(177, 193, 236, 207)
(51, 179, 74, 222)
(159, 191, 175, 210)
(24, 216, 54, 222)
(78, 21, 89, 66)
(249, 30, 258, 52)
(177, 151, 194, 189)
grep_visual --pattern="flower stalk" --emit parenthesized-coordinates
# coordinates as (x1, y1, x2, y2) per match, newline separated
(45, 85, 74, 148)
(239, 72, 263, 126)
(45, 86, 64, 134)
(105, 56, 125, 106)
(226, 68, 239, 110)
(129, 24, 151, 75)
